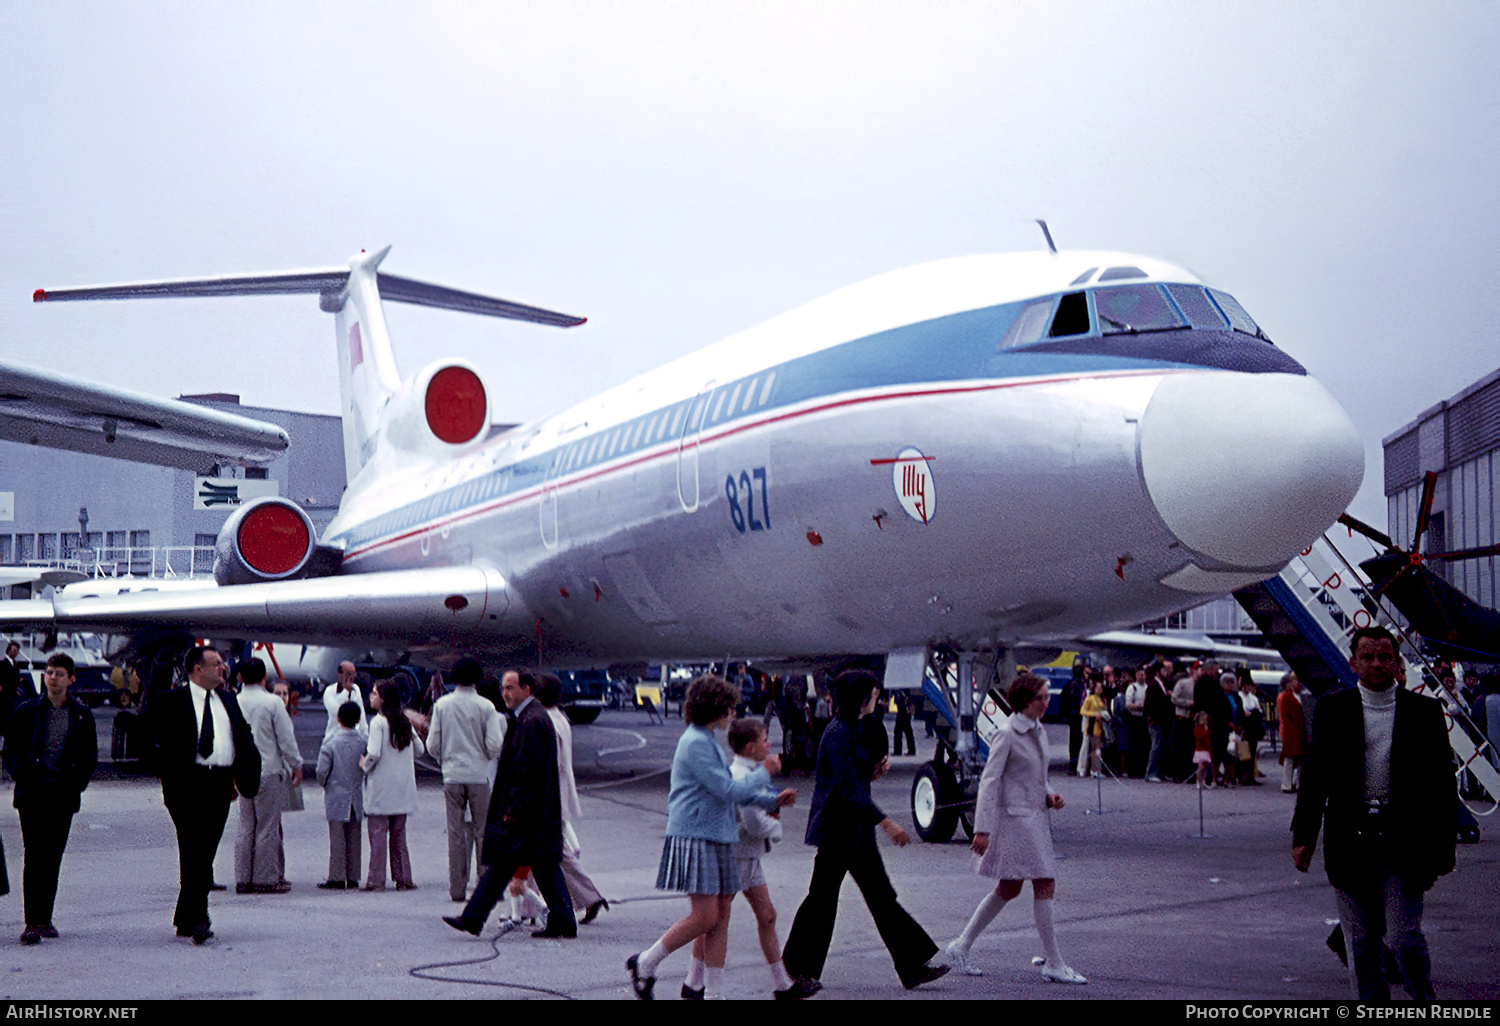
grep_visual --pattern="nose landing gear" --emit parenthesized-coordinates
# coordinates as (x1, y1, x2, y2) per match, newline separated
(908, 646, 1013, 843)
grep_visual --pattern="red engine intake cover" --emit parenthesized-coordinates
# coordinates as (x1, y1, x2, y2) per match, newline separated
(425, 366, 487, 445)
(237, 502, 312, 577)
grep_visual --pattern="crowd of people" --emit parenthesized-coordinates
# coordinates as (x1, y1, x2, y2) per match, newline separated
(0, 634, 1476, 1001)
(0, 650, 609, 948)
(1056, 658, 1305, 792)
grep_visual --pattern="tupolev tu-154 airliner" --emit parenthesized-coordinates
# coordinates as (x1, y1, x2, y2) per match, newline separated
(8, 244, 1363, 678)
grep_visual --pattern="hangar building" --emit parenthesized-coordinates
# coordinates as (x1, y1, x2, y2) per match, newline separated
(0, 396, 343, 592)
(1383, 365, 1500, 609)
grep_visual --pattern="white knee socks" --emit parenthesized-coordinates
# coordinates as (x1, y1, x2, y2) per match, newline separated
(954, 892, 1009, 954)
(1034, 897, 1064, 966)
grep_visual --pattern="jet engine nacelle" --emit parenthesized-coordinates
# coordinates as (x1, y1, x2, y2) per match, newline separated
(214, 497, 319, 586)
(382, 359, 491, 456)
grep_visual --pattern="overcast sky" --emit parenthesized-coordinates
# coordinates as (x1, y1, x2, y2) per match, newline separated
(2, 2, 1496, 532)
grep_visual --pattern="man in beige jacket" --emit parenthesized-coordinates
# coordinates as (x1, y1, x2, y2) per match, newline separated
(427, 657, 504, 902)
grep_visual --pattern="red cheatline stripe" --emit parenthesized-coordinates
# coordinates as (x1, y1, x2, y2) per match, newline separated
(342, 367, 1177, 562)
(868, 456, 937, 465)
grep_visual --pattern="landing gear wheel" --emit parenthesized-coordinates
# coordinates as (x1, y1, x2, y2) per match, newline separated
(912, 762, 960, 843)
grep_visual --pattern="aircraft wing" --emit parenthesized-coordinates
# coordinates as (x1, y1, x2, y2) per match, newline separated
(1085, 630, 1287, 665)
(0, 567, 509, 649)
(0, 360, 290, 471)
(0, 568, 87, 589)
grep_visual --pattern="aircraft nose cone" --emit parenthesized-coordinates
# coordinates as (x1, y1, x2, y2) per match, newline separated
(1139, 371, 1364, 569)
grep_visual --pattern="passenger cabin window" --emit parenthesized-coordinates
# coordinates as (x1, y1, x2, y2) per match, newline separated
(1095, 285, 1186, 334)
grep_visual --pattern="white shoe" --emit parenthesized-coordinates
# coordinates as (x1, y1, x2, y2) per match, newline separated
(942, 941, 984, 976)
(1040, 961, 1087, 985)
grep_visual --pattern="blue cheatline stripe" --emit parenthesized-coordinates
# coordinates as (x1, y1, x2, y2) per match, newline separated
(325, 293, 1267, 558)
(1262, 575, 1359, 692)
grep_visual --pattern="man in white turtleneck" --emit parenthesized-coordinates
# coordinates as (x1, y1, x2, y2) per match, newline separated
(1291, 627, 1456, 1001)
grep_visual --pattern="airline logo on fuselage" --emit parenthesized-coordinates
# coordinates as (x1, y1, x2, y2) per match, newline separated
(891, 447, 935, 524)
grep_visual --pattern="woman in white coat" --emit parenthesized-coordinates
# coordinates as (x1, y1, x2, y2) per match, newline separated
(943, 674, 1085, 984)
(361, 680, 425, 891)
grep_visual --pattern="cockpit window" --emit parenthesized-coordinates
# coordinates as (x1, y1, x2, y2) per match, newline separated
(1095, 285, 1186, 334)
(1207, 289, 1265, 339)
(1098, 266, 1148, 281)
(1165, 284, 1228, 329)
(1049, 292, 1090, 337)
(1068, 268, 1097, 286)
(1000, 298, 1054, 349)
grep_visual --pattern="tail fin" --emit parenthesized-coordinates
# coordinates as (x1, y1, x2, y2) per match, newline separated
(335, 248, 402, 482)
(35, 248, 586, 482)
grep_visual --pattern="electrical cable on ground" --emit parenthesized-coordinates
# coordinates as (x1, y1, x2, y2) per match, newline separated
(407, 894, 682, 995)
(408, 920, 575, 998)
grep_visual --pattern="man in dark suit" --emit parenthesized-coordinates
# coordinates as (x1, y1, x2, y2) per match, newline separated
(782, 670, 947, 990)
(5, 653, 96, 944)
(1292, 626, 1456, 1000)
(150, 647, 260, 944)
(443, 667, 576, 939)
(0, 641, 31, 739)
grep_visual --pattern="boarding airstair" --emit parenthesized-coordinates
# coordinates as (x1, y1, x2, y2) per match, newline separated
(1233, 534, 1500, 813)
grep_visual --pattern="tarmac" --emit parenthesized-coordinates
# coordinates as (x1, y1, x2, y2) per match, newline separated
(0, 704, 1495, 1003)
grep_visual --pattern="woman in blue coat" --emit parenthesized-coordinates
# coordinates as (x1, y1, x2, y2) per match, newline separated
(627, 674, 795, 999)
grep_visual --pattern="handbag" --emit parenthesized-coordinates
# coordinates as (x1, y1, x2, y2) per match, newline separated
(284, 774, 306, 812)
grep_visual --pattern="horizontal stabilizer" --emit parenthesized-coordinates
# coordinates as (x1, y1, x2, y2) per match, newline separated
(34, 257, 586, 327)
(33, 269, 349, 303)
(377, 273, 585, 326)
(0, 361, 290, 471)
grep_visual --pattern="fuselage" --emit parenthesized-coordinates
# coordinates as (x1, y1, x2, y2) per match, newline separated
(319, 250, 1363, 666)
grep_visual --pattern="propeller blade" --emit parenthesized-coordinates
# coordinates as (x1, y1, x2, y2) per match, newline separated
(1338, 513, 1396, 550)
(1424, 541, 1500, 563)
(1411, 471, 1438, 552)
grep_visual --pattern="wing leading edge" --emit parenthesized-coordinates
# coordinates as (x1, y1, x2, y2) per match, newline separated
(0, 361, 291, 472)
(0, 567, 510, 650)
